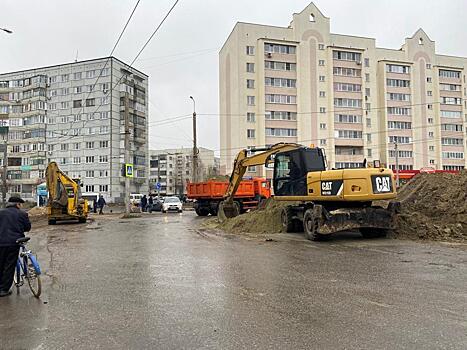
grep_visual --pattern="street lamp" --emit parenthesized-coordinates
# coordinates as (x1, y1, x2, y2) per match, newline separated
(189, 96, 198, 183)
(1, 28, 13, 34)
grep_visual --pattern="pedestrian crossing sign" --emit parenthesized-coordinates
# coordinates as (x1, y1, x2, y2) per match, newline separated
(125, 163, 134, 178)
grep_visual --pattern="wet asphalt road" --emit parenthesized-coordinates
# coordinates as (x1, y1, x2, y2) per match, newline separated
(1, 211, 467, 350)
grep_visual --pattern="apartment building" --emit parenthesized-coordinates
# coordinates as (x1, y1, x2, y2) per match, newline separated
(219, 2, 467, 175)
(0, 57, 148, 202)
(148, 147, 218, 195)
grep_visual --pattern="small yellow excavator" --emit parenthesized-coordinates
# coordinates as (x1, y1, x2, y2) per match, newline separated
(218, 143, 400, 240)
(45, 162, 89, 225)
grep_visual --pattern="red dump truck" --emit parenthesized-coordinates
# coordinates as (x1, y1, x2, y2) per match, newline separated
(187, 178, 271, 216)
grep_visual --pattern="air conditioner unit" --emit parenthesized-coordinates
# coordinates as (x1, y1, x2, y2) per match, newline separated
(356, 61, 362, 65)
(266, 53, 272, 58)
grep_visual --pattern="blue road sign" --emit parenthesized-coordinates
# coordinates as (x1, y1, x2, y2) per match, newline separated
(155, 182, 162, 190)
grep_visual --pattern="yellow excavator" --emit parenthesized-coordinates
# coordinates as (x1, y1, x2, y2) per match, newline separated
(218, 143, 400, 240)
(45, 162, 89, 225)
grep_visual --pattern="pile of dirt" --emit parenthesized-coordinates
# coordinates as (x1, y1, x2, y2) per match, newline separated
(394, 170, 467, 241)
(217, 199, 299, 234)
(27, 206, 47, 222)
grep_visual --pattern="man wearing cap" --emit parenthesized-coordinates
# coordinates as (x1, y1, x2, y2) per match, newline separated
(0, 197, 31, 297)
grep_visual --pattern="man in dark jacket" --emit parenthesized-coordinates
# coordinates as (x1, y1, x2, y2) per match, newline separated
(97, 195, 106, 215)
(141, 195, 148, 212)
(0, 196, 31, 297)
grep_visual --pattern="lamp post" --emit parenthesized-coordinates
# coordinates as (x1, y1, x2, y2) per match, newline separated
(189, 96, 198, 183)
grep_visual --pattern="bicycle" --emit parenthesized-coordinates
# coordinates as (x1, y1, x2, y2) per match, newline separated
(14, 237, 42, 298)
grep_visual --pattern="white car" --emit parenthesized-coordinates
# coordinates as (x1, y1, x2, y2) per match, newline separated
(162, 197, 183, 213)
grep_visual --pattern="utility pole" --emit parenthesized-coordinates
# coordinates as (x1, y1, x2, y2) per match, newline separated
(124, 92, 130, 214)
(1, 139, 7, 208)
(394, 141, 400, 188)
(189, 96, 198, 183)
(157, 154, 161, 198)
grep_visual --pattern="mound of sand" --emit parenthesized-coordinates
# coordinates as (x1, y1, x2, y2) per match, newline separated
(216, 170, 467, 241)
(27, 206, 48, 222)
(394, 170, 467, 241)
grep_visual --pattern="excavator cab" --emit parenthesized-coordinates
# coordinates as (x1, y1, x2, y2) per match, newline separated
(273, 148, 326, 196)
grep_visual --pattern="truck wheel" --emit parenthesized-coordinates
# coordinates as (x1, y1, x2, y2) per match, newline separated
(195, 207, 209, 216)
(48, 219, 56, 225)
(303, 208, 327, 241)
(78, 217, 87, 224)
(293, 220, 304, 232)
(360, 228, 388, 239)
(281, 207, 295, 233)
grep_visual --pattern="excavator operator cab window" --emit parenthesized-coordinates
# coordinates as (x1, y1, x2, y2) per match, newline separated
(273, 148, 325, 196)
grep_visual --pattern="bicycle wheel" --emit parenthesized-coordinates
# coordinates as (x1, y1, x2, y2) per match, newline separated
(25, 257, 42, 298)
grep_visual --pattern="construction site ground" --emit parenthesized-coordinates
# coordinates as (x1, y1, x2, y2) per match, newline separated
(1, 211, 467, 349)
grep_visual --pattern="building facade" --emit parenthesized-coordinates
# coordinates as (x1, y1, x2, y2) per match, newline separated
(0, 57, 148, 202)
(219, 3, 467, 176)
(148, 147, 218, 195)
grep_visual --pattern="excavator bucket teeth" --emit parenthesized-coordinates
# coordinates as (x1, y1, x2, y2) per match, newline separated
(217, 201, 240, 222)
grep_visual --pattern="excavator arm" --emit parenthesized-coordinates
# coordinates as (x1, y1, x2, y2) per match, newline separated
(218, 143, 302, 220)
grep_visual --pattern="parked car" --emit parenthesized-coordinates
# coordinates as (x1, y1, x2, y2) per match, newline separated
(162, 197, 183, 213)
(130, 193, 143, 205)
(148, 197, 164, 213)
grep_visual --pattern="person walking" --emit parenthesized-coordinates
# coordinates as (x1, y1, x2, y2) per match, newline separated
(148, 196, 154, 212)
(97, 195, 106, 215)
(141, 195, 148, 212)
(0, 197, 31, 297)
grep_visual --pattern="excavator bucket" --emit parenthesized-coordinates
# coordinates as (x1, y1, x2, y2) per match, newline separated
(217, 200, 240, 222)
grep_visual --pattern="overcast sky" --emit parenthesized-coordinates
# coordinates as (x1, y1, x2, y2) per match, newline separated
(1, 0, 466, 155)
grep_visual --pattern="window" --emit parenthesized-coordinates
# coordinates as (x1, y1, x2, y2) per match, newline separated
(73, 142, 80, 150)
(319, 60, 325, 66)
(367, 134, 372, 142)
(335, 147, 363, 156)
(386, 64, 410, 74)
(366, 118, 371, 127)
(246, 63, 255, 73)
(365, 88, 371, 97)
(440, 84, 461, 91)
(389, 150, 413, 158)
(247, 79, 255, 89)
(247, 129, 255, 138)
(427, 77, 432, 83)
(365, 73, 370, 82)
(439, 70, 460, 79)
(388, 136, 411, 144)
(387, 93, 411, 101)
(86, 70, 96, 79)
(428, 131, 434, 138)
(85, 170, 94, 178)
(427, 91, 432, 96)
(99, 155, 108, 163)
(332, 50, 361, 62)
(247, 96, 255, 105)
(264, 61, 296, 71)
(441, 138, 463, 145)
(427, 104, 433, 110)
(429, 146, 435, 151)
(85, 141, 94, 149)
(100, 111, 109, 119)
(441, 124, 463, 132)
(441, 110, 461, 118)
(99, 126, 109, 134)
(99, 140, 109, 148)
(60, 144, 68, 151)
(334, 98, 362, 108)
(388, 121, 412, 129)
(441, 97, 461, 105)
(60, 102, 69, 109)
(85, 156, 95, 163)
(443, 165, 464, 171)
(265, 94, 296, 104)
(319, 123, 326, 130)
(334, 114, 362, 123)
(367, 149, 372, 157)
(319, 107, 326, 113)
(335, 162, 364, 169)
(86, 98, 95, 107)
(364, 58, 370, 67)
(73, 100, 82, 108)
(386, 79, 410, 88)
(74, 86, 83, 94)
(246, 113, 255, 123)
(442, 152, 464, 159)
(264, 43, 296, 54)
(246, 46, 254, 55)
(61, 74, 69, 82)
(265, 77, 296, 88)
(319, 91, 325, 97)
(428, 118, 433, 124)
(73, 157, 81, 164)
(265, 111, 297, 121)
(319, 76, 325, 82)
(335, 130, 362, 139)
(265, 128, 297, 137)
(320, 139, 326, 146)
(247, 166, 257, 173)
(333, 67, 361, 77)
(334, 83, 361, 92)
(426, 63, 431, 69)
(318, 44, 325, 50)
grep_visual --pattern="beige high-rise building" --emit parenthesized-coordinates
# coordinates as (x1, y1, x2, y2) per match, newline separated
(219, 2, 467, 176)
